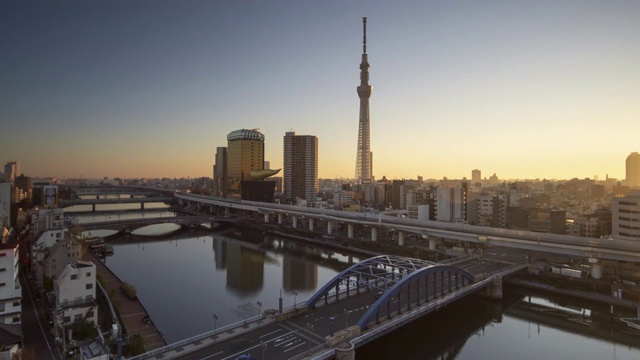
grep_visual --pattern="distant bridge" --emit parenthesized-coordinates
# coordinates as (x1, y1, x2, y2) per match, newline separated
(68, 215, 240, 233)
(59, 197, 173, 210)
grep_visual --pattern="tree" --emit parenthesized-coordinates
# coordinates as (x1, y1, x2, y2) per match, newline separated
(128, 334, 146, 355)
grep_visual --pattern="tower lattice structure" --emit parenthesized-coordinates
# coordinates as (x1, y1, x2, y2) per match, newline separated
(355, 17, 373, 184)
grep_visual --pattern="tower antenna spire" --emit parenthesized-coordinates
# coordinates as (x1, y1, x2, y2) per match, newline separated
(363, 17, 367, 54)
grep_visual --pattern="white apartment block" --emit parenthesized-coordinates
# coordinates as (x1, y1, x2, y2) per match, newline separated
(333, 191, 354, 207)
(436, 187, 465, 223)
(0, 242, 21, 325)
(613, 191, 640, 241)
(54, 261, 97, 327)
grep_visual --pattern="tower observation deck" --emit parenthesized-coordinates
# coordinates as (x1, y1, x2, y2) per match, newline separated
(355, 17, 373, 184)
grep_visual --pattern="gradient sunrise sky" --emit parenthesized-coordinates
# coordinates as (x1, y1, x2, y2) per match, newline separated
(1, 1, 639, 181)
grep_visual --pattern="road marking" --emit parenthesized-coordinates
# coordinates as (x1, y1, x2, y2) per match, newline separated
(258, 329, 282, 339)
(283, 341, 307, 353)
(201, 350, 224, 359)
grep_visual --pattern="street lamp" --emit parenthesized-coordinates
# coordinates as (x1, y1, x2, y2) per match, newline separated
(212, 314, 218, 341)
(344, 309, 350, 329)
(329, 316, 335, 337)
(257, 301, 262, 317)
(307, 323, 314, 353)
(261, 340, 267, 359)
(292, 291, 298, 309)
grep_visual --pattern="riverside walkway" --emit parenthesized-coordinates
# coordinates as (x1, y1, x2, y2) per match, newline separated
(83, 252, 166, 351)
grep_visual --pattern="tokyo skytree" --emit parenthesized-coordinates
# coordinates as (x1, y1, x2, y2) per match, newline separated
(355, 17, 373, 184)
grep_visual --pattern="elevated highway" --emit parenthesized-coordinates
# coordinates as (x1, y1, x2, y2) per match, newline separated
(175, 193, 640, 263)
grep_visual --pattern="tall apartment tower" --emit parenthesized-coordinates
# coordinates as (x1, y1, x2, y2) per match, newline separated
(355, 17, 373, 184)
(213, 147, 228, 196)
(3, 161, 19, 182)
(626, 152, 640, 187)
(226, 129, 265, 195)
(284, 132, 318, 204)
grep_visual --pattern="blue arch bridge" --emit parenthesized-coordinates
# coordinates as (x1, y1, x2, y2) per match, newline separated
(307, 255, 478, 330)
(130, 254, 524, 360)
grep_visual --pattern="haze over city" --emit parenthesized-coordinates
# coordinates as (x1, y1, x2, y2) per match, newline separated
(2, 1, 639, 180)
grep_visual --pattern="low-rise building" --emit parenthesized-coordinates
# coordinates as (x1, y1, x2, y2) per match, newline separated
(0, 242, 21, 325)
(53, 261, 97, 334)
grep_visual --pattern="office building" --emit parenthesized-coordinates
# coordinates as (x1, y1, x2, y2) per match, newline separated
(283, 132, 318, 204)
(626, 152, 640, 187)
(472, 169, 481, 183)
(613, 191, 640, 241)
(355, 17, 373, 184)
(226, 129, 265, 195)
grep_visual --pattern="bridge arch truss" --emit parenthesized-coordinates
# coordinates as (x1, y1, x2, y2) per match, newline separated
(355, 264, 475, 330)
(307, 255, 439, 309)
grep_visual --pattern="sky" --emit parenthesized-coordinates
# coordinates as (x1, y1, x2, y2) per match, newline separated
(1, 0, 639, 181)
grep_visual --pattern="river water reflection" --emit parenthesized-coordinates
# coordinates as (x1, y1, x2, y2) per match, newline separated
(104, 228, 359, 343)
(94, 218, 640, 359)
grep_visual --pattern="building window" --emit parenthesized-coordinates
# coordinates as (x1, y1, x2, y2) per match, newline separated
(0, 283, 5, 287)
(11, 316, 19, 323)
(12, 300, 19, 307)
(74, 314, 82, 322)
(70, 274, 78, 280)
(86, 283, 93, 290)
(63, 316, 71, 323)
(0, 268, 5, 272)
(86, 272, 91, 277)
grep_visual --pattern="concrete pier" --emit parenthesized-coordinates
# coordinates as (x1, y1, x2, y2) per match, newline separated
(485, 276, 503, 300)
(334, 342, 356, 360)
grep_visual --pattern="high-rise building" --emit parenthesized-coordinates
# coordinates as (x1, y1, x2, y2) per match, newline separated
(226, 129, 265, 195)
(14, 174, 32, 201)
(355, 17, 373, 184)
(472, 169, 481, 183)
(3, 161, 19, 182)
(283, 132, 318, 204)
(626, 152, 640, 187)
(213, 147, 228, 196)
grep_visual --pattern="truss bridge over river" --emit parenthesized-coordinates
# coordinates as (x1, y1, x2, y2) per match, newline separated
(128, 255, 525, 360)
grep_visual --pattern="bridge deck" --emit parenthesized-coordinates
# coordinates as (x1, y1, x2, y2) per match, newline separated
(129, 258, 523, 360)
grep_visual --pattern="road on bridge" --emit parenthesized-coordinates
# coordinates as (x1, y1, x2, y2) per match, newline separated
(171, 258, 511, 360)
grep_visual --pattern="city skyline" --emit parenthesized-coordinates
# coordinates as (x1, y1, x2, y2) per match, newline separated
(2, 1, 639, 180)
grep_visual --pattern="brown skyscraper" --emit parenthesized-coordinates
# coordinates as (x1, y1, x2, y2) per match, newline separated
(226, 129, 265, 195)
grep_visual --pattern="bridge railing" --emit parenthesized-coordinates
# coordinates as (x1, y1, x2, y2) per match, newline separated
(126, 313, 266, 360)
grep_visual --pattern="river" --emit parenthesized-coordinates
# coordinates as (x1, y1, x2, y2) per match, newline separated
(81, 206, 640, 359)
